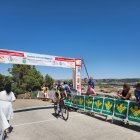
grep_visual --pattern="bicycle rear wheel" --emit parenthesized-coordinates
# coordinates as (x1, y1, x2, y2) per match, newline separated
(54, 103, 57, 115)
(61, 106, 69, 121)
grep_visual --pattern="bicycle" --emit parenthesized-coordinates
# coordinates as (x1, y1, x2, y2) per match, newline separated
(54, 98, 69, 121)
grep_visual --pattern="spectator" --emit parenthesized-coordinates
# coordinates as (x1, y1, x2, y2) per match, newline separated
(0, 83, 16, 102)
(28, 88, 32, 95)
(116, 83, 131, 100)
(86, 83, 96, 96)
(63, 82, 71, 93)
(57, 81, 62, 91)
(84, 77, 88, 83)
(53, 84, 58, 90)
(88, 77, 95, 88)
(0, 108, 10, 138)
(24, 90, 31, 99)
(134, 83, 140, 102)
(0, 82, 16, 133)
(41, 84, 49, 100)
(69, 83, 73, 89)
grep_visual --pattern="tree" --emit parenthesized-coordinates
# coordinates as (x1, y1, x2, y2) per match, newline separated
(0, 74, 12, 91)
(63, 79, 73, 85)
(0, 74, 5, 91)
(44, 74, 54, 89)
(8, 64, 44, 94)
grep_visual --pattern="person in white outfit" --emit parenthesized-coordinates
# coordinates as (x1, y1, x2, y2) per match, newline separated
(0, 82, 16, 133)
(0, 83, 16, 102)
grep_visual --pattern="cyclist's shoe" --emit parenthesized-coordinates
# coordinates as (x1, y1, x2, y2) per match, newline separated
(7, 126, 13, 133)
(55, 113, 59, 118)
(4, 131, 8, 139)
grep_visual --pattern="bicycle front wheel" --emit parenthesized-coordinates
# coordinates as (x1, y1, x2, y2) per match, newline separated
(61, 106, 69, 121)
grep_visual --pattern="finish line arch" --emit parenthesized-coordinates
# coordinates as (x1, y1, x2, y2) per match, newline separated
(0, 49, 82, 94)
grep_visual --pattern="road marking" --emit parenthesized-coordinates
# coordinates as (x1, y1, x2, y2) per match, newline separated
(13, 114, 82, 127)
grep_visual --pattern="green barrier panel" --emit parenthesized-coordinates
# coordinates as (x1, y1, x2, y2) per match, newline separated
(77, 95, 85, 109)
(128, 102, 140, 123)
(66, 94, 140, 124)
(85, 96, 93, 111)
(114, 99, 128, 119)
(93, 97, 103, 113)
(64, 93, 72, 106)
(71, 95, 77, 108)
(102, 98, 114, 116)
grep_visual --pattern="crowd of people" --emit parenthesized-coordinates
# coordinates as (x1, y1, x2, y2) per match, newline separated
(115, 82, 140, 102)
(82, 77, 140, 102)
(53, 77, 140, 103)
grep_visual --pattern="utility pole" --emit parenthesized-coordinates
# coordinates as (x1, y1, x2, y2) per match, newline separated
(82, 59, 89, 79)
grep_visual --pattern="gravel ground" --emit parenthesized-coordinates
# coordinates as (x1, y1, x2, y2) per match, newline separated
(12, 99, 53, 110)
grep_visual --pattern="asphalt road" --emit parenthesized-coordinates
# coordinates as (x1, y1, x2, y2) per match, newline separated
(7, 107, 140, 140)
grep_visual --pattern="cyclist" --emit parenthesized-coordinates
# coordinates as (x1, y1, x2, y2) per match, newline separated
(54, 87, 67, 115)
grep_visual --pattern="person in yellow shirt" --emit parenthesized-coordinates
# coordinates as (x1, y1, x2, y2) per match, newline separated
(24, 90, 31, 99)
(41, 85, 49, 101)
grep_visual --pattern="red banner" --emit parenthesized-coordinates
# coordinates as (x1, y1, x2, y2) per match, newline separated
(0, 50, 24, 57)
(55, 57, 75, 62)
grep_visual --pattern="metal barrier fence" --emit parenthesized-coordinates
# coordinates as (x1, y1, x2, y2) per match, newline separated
(64, 94, 140, 125)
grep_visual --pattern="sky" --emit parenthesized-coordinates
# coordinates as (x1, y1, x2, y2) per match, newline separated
(0, 0, 140, 79)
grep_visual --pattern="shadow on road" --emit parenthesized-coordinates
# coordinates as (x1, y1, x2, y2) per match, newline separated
(51, 113, 65, 120)
(111, 120, 140, 132)
(14, 106, 54, 113)
(77, 110, 140, 132)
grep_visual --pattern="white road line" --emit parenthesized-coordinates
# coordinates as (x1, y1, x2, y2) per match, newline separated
(13, 114, 82, 127)
(13, 118, 57, 127)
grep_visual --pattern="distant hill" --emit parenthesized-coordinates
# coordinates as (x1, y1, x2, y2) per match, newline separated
(92, 78, 140, 87)
(56, 78, 140, 84)
(81, 78, 140, 86)
(95, 78, 140, 83)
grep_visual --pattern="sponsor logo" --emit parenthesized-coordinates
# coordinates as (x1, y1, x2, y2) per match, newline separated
(22, 57, 26, 64)
(77, 78, 81, 84)
(55, 57, 75, 62)
(105, 101, 113, 110)
(0, 55, 5, 62)
(73, 97, 77, 104)
(95, 100, 102, 108)
(130, 106, 140, 117)
(116, 104, 127, 113)
(78, 98, 84, 105)
(27, 55, 54, 61)
(8, 56, 13, 62)
(77, 68, 81, 73)
(59, 61, 63, 65)
(86, 99, 92, 107)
